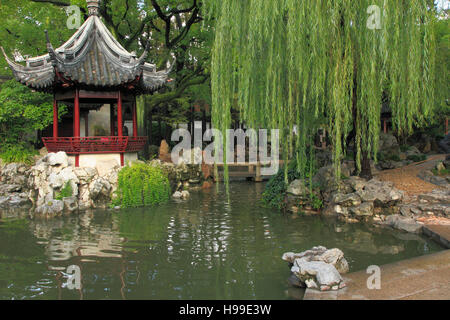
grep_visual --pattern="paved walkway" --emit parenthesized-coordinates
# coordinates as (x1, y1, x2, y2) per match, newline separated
(304, 222, 450, 300)
(304, 250, 450, 300)
(376, 154, 447, 197)
(423, 224, 450, 248)
(303, 155, 450, 300)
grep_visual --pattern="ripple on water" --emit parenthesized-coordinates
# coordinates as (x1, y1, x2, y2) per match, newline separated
(0, 182, 445, 300)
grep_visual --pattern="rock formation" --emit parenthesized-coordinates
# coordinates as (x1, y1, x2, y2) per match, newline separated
(0, 151, 208, 217)
(282, 246, 348, 291)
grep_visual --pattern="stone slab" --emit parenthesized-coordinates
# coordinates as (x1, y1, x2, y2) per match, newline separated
(423, 224, 450, 249)
(304, 250, 450, 300)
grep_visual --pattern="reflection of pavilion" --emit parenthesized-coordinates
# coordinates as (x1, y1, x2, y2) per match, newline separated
(28, 212, 139, 300)
(29, 212, 124, 262)
(2, 0, 172, 167)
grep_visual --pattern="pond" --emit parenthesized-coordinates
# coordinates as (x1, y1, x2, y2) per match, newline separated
(0, 182, 443, 300)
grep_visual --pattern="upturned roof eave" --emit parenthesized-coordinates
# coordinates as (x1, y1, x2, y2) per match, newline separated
(2, 13, 171, 93)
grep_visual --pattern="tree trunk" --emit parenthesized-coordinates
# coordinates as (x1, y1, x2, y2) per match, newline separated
(359, 150, 373, 180)
(165, 122, 171, 142)
(158, 118, 162, 144)
(351, 63, 372, 180)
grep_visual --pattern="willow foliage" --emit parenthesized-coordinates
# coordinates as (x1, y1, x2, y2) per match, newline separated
(115, 162, 171, 208)
(206, 0, 437, 181)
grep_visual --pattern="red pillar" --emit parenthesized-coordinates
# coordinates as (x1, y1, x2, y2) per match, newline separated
(132, 97, 138, 137)
(53, 98, 58, 138)
(117, 91, 124, 166)
(74, 89, 80, 167)
(117, 91, 123, 137)
(383, 119, 387, 134)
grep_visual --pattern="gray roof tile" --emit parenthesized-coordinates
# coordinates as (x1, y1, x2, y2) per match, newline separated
(2, 15, 172, 94)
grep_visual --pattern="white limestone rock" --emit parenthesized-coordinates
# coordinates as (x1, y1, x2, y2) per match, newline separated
(96, 159, 119, 177)
(35, 199, 64, 216)
(287, 179, 309, 196)
(383, 215, 424, 234)
(74, 167, 98, 184)
(282, 246, 349, 274)
(63, 196, 78, 212)
(172, 191, 183, 199)
(181, 190, 190, 199)
(291, 258, 343, 289)
(47, 152, 69, 167)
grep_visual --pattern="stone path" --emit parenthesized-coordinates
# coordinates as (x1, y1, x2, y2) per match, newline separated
(304, 249, 450, 300)
(423, 224, 450, 249)
(376, 154, 446, 197)
(376, 153, 450, 227)
(304, 223, 450, 300)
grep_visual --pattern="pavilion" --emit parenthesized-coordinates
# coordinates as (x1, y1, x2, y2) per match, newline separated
(1, 0, 172, 167)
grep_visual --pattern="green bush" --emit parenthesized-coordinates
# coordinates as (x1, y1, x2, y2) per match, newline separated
(377, 151, 401, 162)
(0, 80, 66, 147)
(310, 193, 324, 210)
(0, 144, 37, 164)
(55, 181, 73, 200)
(262, 159, 317, 210)
(262, 162, 300, 209)
(148, 145, 160, 160)
(399, 145, 411, 152)
(432, 168, 450, 176)
(114, 162, 171, 208)
(407, 154, 427, 163)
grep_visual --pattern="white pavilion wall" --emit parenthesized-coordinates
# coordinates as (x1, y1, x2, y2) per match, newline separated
(80, 104, 132, 137)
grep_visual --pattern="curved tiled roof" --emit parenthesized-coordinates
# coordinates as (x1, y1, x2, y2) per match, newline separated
(2, 8, 172, 94)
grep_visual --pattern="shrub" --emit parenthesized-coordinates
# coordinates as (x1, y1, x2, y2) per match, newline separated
(310, 193, 324, 210)
(148, 145, 160, 160)
(399, 145, 411, 152)
(432, 168, 450, 176)
(0, 144, 37, 164)
(0, 80, 66, 147)
(114, 162, 171, 208)
(377, 151, 401, 162)
(262, 159, 317, 210)
(407, 154, 427, 163)
(55, 181, 73, 200)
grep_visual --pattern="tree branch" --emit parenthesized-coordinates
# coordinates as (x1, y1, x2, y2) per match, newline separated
(151, 0, 170, 23)
(29, 0, 70, 6)
(147, 73, 209, 108)
(169, 7, 200, 48)
(170, 0, 197, 15)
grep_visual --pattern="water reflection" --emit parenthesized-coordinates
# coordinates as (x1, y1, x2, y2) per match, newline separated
(0, 182, 443, 300)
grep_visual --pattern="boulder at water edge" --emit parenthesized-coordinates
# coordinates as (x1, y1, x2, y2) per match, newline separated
(282, 246, 348, 291)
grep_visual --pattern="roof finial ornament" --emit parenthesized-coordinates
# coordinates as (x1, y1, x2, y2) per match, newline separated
(137, 39, 151, 66)
(87, 0, 100, 16)
(44, 30, 58, 66)
(0, 46, 13, 65)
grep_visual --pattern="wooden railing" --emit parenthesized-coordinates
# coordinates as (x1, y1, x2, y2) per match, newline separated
(42, 136, 147, 155)
(213, 160, 288, 182)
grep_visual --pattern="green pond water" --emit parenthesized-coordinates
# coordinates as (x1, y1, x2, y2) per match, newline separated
(0, 182, 443, 300)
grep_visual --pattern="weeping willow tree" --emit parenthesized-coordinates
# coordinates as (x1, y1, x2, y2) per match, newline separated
(206, 0, 437, 182)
